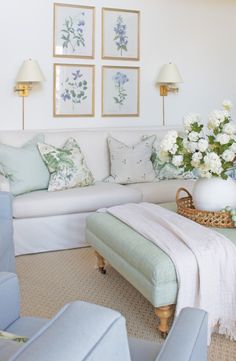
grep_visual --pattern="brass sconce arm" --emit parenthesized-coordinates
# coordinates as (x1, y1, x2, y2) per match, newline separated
(160, 84, 179, 96)
(14, 83, 32, 97)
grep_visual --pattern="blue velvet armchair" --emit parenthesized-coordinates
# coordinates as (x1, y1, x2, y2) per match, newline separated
(0, 273, 208, 361)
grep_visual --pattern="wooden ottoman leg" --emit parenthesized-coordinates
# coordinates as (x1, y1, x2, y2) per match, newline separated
(155, 304, 175, 338)
(94, 251, 106, 274)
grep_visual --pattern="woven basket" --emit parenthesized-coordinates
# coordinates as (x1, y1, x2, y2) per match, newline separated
(176, 187, 234, 228)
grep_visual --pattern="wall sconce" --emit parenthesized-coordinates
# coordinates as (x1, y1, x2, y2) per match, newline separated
(156, 63, 183, 125)
(14, 59, 45, 129)
(156, 63, 183, 96)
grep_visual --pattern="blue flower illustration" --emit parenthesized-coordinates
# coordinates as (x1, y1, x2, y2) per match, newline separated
(113, 16, 128, 56)
(113, 72, 129, 107)
(61, 69, 88, 108)
(77, 19, 85, 33)
(72, 70, 83, 80)
(61, 12, 86, 53)
(61, 89, 71, 101)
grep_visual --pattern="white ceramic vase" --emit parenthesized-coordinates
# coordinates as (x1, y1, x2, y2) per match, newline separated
(192, 177, 236, 211)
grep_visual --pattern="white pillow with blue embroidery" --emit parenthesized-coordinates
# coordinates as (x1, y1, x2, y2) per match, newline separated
(105, 135, 156, 184)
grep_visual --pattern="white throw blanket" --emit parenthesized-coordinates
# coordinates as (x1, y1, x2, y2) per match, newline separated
(102, 202, 236, 342)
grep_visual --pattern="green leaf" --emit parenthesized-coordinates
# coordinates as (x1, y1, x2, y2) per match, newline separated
(221, 172, 228, 180)
(222, 161, 233, 170)
(208, 135, 215, 144)
(191, 122, 203, 133)
(70, 90, 76, 97)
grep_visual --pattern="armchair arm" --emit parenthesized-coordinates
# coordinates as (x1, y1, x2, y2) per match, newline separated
(156, 308, 208, 361)
(11, 301, 131, 361)
(0, 273, 20, 330)
(0, 174, 10, 192)
(0, 191, 16, 273)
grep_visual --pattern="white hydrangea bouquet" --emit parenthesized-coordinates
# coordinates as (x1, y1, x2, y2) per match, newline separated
(160, 100, 236, 180)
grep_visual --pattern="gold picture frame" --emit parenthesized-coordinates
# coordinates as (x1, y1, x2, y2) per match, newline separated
(53, 3, 95, 59)
(102, 7, 140, 61)
(53, 63, 95, 117)
(102, 66, 140, 117)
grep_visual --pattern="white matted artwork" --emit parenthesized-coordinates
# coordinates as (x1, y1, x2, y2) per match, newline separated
(102, 8, 140, 60)
(53, 3, 95, 58)
(102, 66, 140, 117)
(54, 64, 95, 117)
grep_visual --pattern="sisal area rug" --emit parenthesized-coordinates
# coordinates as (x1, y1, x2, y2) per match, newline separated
(16, 247, 236, 361)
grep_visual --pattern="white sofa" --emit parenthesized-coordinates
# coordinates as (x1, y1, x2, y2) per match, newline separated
(0, 127, 195, 256)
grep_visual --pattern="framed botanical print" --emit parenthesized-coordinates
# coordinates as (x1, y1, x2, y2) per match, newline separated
(53, 3, 95, 58)
(102, 66, 140, 117)
(102, 8, 140, 60)
(53, 64, 95, 117)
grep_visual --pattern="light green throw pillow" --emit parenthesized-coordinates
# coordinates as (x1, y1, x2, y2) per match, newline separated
(0, 135, 50, 196)
(0, 330, 28, 344)
(38, 138, 94, 192)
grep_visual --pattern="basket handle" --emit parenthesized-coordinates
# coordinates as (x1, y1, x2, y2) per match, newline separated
(176, 187, 192, 202)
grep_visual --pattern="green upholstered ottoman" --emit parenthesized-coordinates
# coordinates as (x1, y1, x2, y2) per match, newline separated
(85, 202, 236, 336)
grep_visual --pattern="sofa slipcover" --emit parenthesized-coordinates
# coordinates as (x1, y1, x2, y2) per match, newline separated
(13, 182, 142, 219)
(127, 179, 195, 203)
(0, 127, 195, 255)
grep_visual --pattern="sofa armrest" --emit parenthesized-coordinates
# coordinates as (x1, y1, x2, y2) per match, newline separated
(0, 273, 20, 330)
(0, 174, 10, 192)
(11, 301, 131, 361)
(156, 308, 208, 361)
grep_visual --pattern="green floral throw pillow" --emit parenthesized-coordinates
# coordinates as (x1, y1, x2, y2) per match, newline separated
(142, 135, 196, 180)
(0, 330, 28, 344)
(38, 138, 94, 192)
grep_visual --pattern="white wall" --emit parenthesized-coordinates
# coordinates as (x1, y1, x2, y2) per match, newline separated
(0, 0, 235, 130)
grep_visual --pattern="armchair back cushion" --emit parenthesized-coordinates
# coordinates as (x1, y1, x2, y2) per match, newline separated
(11, 301, 131, 361)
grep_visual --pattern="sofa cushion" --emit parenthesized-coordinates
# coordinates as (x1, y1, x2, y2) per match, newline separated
(127, 179, 195, 203)
(106, 136, 156, 184)
(38, 138, 94, 192)
(0, 128, 181, 184)
(0, 135, 49, 196)
(13, 182, 142, 219)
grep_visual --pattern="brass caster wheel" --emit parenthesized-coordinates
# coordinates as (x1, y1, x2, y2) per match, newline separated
(161, 331, 168, 339)
(99, 267, 106, 275)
